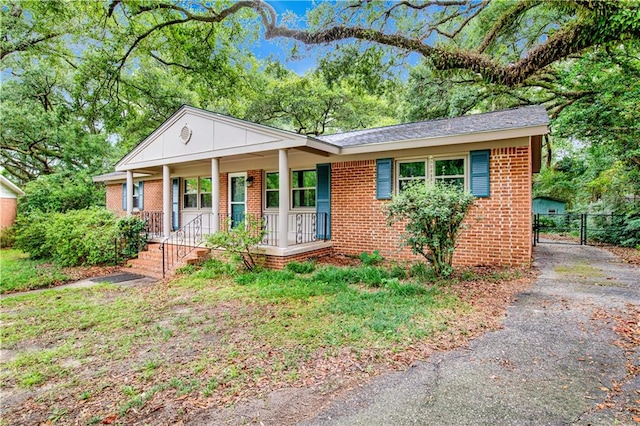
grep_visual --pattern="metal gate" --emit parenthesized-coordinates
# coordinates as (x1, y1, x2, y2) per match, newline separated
(533, 213, 625, 246)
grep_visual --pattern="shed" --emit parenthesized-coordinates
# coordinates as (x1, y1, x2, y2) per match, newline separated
(533, 196, 566, 215)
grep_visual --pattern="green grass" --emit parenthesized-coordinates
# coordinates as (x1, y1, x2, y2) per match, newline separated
(0, 249, 71, 293)
(0, 258, 485, 424)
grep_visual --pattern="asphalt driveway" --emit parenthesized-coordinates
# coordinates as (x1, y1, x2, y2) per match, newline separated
(303, 244, 640, 425)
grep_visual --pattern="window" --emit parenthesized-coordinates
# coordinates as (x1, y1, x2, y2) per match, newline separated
(435, 158, 465, 189)
(200, 177, 212, 208)
(398, 161, 426, 191)
(548, 209, 557, 215)
(264, 170, 317, 209)
(265, 172, 279, 208)
(183, 178, 198, 208)
(397, 156, 467, 193)
(132, 183, 140, 209)
(292, 170, 316, 208)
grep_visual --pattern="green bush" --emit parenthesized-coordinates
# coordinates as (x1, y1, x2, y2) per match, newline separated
(15, 207, 119, 266)
(18, 171, 104, 215)
(359, 250, 384, 266)
(0, 226, 16, 248)
(206, 214, 266, 271)
(14, 211, 53, 259)
(386, 181, 474, 277)
(117, 215, 147, 258)
(46, 208, 118, 266)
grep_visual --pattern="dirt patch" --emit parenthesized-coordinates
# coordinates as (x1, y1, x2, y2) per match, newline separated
(602, 246, 640, 266)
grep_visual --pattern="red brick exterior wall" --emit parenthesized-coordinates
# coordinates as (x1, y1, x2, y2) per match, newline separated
(263, 246, 333, 269)
(106, 179, 164, 217)
(247, 170, 263, 218)
(331, 147, 532, 266)
(0, 198, 18, 230)
(106, 184, 125, 217)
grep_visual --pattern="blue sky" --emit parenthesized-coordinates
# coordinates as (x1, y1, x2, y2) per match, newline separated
(250, 1, 321, 74)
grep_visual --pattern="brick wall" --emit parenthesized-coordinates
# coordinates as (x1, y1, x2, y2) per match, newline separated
(330, 147, 532, 266)
(247, 170, 263, 218)
(106, 179, 164, 217)
(0, 198, 18, 230)
(106, 184, 125, 217)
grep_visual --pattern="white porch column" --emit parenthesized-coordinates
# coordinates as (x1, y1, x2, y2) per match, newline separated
(162, 165, 171, 238)
(126, 170, 134, 216)
(278, 149, 289, 249)
(211, 158, 220, 233)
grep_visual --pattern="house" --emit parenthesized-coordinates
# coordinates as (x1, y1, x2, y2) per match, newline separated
(533, 196, 567, 215)
(94, 105, 548, 273)
(0, 175, 24, 230)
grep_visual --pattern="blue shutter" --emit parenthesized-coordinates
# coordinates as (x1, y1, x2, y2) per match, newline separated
(122, 183, 127, 211)
(470, 150, 490, 197)
(376, 158, 393, 199)
(138, 181, 144, 210)
(316, 163, 331, 240)
(172, 178, 180, 231)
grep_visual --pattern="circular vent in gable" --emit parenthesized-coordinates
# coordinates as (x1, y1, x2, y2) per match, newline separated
(179, 124, 192, 144)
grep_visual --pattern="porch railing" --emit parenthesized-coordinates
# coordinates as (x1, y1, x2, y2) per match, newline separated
(261, 212, 327, 246)
(133, 210, 164, 239)
(160, 213, 204, 277)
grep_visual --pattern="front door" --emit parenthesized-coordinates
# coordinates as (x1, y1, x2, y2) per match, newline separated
(229, 173, 246, 228)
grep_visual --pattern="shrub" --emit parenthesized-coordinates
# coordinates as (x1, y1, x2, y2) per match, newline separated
(0, 226, 16, 248)
(14, 211, 53, 259)
(359, 250, 384, 266)
(206, 214, 266, 271)
(117, 215, 148, 258)
(46, 208, 118, 266)
(386, 181, 474, 277)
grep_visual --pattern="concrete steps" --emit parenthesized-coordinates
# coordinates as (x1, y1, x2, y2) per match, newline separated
(122, 243, 210, 279)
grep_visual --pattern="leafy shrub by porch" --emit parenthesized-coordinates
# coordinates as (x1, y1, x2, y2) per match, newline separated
(0, 226, 16, 248)
(44, 208, 119, 266)
(15, 208, 118, 266)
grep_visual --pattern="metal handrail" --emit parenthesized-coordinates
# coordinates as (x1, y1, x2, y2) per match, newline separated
(160, 213, 204, 278)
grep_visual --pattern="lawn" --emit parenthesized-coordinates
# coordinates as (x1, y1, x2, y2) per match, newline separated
(0, 258, 533, 425)
(0, 249, 71, 293)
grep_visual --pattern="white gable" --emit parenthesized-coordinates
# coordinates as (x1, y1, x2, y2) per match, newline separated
(116, 106, 313, 170)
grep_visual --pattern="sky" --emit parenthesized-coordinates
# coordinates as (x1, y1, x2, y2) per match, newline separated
(250, 1, 322, 74)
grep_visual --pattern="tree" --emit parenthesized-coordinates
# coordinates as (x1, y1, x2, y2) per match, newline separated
(103, 1, 640, 87)
(244, 63, 398, 135)
(386, 182, 475, 277)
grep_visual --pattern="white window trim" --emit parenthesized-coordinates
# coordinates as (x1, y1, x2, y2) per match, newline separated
(395, 154, 469, 194)
(228, 172, 247, 222)
(264, 171, 280, 211)
(263, 169, 317, 211)
(182, 176, 212, 210)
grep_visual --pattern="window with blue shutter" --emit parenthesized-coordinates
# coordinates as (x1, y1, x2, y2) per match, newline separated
(316, 163, 331, 240)
(122, 183, 127, 210)
(470, 150, 490, 197)
(376, 158, 393, 199)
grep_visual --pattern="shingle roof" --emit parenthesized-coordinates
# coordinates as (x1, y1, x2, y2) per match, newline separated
(317, 106, 549, 147)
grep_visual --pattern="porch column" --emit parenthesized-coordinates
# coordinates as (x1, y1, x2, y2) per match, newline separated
(162, 165, 171, 238)
(126, 170, 133, 216)
(278, 149, 289, 249)
(211, 158, 220, 233)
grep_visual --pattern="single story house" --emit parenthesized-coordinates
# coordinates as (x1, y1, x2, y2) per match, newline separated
(0, 175, 24, 230)
(533, 196, 567, 215)
(94, 105, 548, 271)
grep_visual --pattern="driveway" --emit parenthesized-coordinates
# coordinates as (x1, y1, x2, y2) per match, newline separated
(303, 244, 640, 425)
